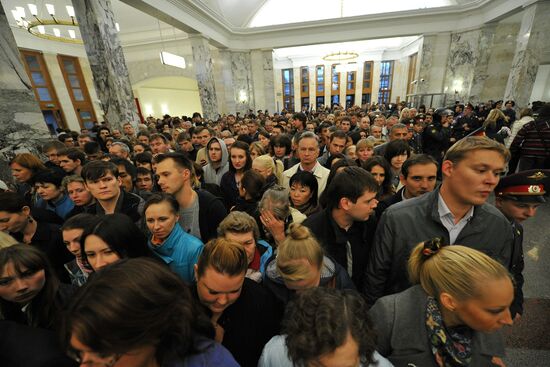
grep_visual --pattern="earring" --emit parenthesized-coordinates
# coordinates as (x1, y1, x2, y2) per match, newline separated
(28, 217, 33, 223)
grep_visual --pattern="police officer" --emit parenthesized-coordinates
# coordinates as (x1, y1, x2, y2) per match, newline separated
(494, 169, 549, 319)
(422, 108, 452, 164)
(452, 103, 480, 141)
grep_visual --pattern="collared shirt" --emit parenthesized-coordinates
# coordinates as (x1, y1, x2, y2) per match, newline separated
(437, 193, 474, 244)
(299, 161, 321, 175)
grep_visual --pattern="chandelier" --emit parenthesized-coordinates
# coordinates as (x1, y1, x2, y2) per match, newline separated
(10, 3, 119, 44)
(322, 51, 358, 62)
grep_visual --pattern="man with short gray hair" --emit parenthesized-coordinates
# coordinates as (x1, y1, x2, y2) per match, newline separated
(109, 141, 131, 159)
(282, 132, 330, 197)
(374, 123, 409, 156)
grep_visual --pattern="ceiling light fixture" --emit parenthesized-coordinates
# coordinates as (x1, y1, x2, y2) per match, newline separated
(322, 0, 358, 72)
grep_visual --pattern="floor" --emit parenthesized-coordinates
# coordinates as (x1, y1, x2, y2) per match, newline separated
(503, 201, 550, 366)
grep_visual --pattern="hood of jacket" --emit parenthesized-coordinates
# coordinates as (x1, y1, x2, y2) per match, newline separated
(206, 137, 229, 167)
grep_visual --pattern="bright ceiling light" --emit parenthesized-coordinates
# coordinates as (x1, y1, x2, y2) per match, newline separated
(37, 25, 45, 34)
(27, 4, 38, 16)
(68, 29, 76, 39)
(160, 51, 186, 69)
(45, 4, 55, 15)
(66, 5, 75, 17)
(53, 28, 61, 37)
(115, 23, 120, 31)
(11, 9, 21, 22)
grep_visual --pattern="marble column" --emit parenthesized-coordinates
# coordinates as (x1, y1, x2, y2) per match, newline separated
(262, 50, 276, 114)
(219, 50, 236, 114)
(416, 33, 451, 107)
(230, 51, 255, 115)
(0, 5, 50, 182)
(190, 35, 219, 120)
(468, 24, 497, 103)
(72, 0, 139, 130)
(443, 29, 483, 103)
(504, 0, 550, 108)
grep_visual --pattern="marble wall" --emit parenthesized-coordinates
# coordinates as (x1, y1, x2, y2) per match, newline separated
(0, 6, 51, 182)
(190, 36, 219, 120)
(479, 23, 519, 102)
(416, 33, 451, 98)
(72, 0, 139, 129)
(262, 50, 276, 113)
(469, 24, 497, 102)
(229, 51, 255, 115)
(504, 1, 550, 108)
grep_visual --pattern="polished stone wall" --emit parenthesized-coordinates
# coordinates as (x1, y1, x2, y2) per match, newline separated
(504, 1, 550, 108)
(0, 6, 50, 182)
(190, 36, 219, 120)
(72, 0, 139, 129)
(230, 51, 255, 115)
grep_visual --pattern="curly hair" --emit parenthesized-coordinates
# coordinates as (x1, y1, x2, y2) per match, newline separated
(282, 288, 377, 366)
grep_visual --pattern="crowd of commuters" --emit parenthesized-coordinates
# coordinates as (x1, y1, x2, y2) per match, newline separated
(0, 99, 549, 366)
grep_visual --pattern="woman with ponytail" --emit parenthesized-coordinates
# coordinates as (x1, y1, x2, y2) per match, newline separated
(263, 223, 354, 307)
(369, 238, 513, 367)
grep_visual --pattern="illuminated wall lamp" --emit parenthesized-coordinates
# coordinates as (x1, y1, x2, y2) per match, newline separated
(160, 51, 186, 69)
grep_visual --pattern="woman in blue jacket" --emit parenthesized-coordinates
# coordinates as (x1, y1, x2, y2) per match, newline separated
(144, 193, 204, 284)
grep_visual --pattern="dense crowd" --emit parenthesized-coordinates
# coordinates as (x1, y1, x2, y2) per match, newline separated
(0, 99, 549, 367)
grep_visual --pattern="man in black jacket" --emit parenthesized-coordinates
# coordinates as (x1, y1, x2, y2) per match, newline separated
(375, 154, 438, 218)
(155, 153, 227, 242)
(303, 167, 379, 290)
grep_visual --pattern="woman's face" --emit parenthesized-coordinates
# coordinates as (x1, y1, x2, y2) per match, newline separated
(0, 262, 46, 304)
(10, 163, 33, 183)
(390, 153, 408, 171)
(69, 336, 157, 367)
(357, 147, 373, 162)
(195, 266, 245, 314)
(369, 165, 385, 186)
(35, 182, 63, 202)
(0, 210, 29, 233)
(84, 235, 121, 270)
(290, 183, 313, 207)
(346, 146, 357, 160)
(145, 202, 179, 241)
(258, 134, 270, 148)
(67, 182, 93, 207)
(133, 144, 145, 155)
(282, 259, 321, 292)
(230, 147, 247, 171)
(274, 145, 286, 158)
(449, 277, 514, 333)
(250, 148, 260, 161)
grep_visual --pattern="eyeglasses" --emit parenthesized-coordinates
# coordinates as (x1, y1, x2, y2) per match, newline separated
(67, 348, 120, 367)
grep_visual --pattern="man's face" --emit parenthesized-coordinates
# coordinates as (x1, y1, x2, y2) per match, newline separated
(198, 130, 211, 147)
(425, 114, 433, 124)
(86, 151, 103, 161)
(123, 124, 135, 136)
(374, 116, 385, 127)
(298, 137, 319, 166)
(63, 137, 75, 147)
(402, 163, 438, 199)
(390, 128, 409, 141)
(45, 149, 60, 165)
(442, 150, 505, 207)
(464, 107, 473, 116)
(264, 121, 273, 132)
(329, 137, 346, 156)
(370, 127, 382, 139)
(84, 173, 121, 201)
(271, 127, 282, 137)
(99, 130, 110, 140)
(342, 190, 378, 222)
(112, 130, 122, 139)
(178, 140, 193, 152)
(191, 134, 200, 145)
(138, 135, 149, 145)
(109, 145, 128, 159)
(208, 141, 222, 163)
(340, 120, 351, 133)
(496, 198, 541, 223)
(78, 136, 92, 148)
(156, 158, 186, 195)
(136, 174, 154, 192)
(58, 155, 80, 173)
(117, 165, 134, 192)
(293, 118, 303, 130)
(150, 138, 169, 155)
(62, 228, 84, 260)
(247, 123, 258, 135)
(386, 117, 398, 130)
(359, 117, 370, 130)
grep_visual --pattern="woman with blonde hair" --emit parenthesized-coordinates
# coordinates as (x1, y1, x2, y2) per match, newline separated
(249, 141, 266, 161)
(356, 138, 375, 165)
(483, 108, 509, 143)
(263, 223, 354, 306)
(252, 154, 283, 189)
(369, 238, 513, 366)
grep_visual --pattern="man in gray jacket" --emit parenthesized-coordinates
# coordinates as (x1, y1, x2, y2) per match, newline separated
(364, 136, 514, 304)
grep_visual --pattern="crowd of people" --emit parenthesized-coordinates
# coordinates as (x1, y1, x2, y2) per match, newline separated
(0, 99, 549, 366)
